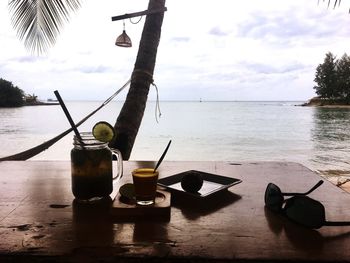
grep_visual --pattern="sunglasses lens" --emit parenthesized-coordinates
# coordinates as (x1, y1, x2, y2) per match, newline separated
(284, 196, 325, 229)
(265, 183, 284, 212)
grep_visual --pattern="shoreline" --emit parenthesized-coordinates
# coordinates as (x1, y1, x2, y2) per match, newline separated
(24, 101, 59, 106)
(301, 103, 350, 108)
(317, 169, 350, 193)
(300, 97, 350, 108)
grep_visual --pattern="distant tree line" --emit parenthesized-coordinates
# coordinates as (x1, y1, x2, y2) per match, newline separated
(314, 52, 350, 103)
(0, 78, 24, 107)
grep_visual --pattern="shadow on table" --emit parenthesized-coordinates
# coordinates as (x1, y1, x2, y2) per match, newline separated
(72, 197, 115, 246)
(131, 221, 174, 257)
(264, 207, 350, 252)
(171, 189, 242, 220)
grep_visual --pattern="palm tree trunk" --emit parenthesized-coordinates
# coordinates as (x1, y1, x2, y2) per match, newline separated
(110, 0, 166, 160)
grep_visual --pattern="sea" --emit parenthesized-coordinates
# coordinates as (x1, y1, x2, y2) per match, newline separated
(1, 100, 350, 174)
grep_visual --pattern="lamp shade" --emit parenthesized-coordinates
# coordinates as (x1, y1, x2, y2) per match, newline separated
(115, 30, 132, 47)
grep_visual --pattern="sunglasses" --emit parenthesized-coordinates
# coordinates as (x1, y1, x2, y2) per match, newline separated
(265, 180, 350, 229)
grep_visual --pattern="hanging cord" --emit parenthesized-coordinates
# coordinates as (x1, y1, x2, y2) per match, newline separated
(129, 16, 143, 24)
(132, 69, 162, 123)
(152, 82, 162, 123)
(0, 78, 131, 161)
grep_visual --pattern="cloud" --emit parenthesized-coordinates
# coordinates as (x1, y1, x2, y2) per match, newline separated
(209, 26, 229, 36)
(239, 61, 307, 75)
(78, 65, 113, 74)
(236, 8, 350, 49)
(238, 14, 305, 39)
(171, 37, 190, 42)
(16, 56, 41, 63)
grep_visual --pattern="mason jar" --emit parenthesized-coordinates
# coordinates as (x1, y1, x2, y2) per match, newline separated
(70, 132, 122, 202)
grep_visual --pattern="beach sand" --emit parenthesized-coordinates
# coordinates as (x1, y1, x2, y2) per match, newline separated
(317, 169, 350, 193)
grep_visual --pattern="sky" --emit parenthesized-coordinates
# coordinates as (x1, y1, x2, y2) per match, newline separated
(1, 0, 350, 101)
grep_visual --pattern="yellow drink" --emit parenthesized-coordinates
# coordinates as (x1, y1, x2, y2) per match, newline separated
(132, 168, 159, 205)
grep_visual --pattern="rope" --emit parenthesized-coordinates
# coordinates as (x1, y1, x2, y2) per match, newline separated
(152, 82, 162, 123)
(0, 79, 131, 161)
(132, 69, 154, 83)
(131, 69, 161, 123)
(129, 16, 143, 24)
(131, 69, 162, 123)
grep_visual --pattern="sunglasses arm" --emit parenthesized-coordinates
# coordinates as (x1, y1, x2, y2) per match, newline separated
(324, 221, 350, 227)
(281, 180, 324, 196)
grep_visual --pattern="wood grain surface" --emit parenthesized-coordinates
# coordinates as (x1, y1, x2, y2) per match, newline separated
(0, 161, 350, 262)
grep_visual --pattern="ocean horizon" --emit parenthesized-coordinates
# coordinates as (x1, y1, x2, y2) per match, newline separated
(1, 100, 350, 174)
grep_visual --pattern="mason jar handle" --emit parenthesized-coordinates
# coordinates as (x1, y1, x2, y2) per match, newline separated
(110, 148, 123, 181)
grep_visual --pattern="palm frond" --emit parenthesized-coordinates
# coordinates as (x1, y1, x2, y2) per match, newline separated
(334, 0, 341, 8)
(8, 0, 81, 54)
(320, 0, 342, 9)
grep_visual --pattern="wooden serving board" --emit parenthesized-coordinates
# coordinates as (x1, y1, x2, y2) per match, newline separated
(110, 189, 171, 221)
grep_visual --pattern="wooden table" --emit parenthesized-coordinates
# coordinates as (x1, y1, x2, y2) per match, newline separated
(1, 161, 350, 262)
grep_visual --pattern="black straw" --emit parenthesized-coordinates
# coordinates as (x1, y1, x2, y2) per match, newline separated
(54, 90, 83, 142)
(154, 140, 172, 172)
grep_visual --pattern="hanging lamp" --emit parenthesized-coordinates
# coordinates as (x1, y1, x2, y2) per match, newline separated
(115, 20, 132, 47)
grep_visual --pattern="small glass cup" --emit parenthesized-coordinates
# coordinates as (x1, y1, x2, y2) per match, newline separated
(132, 168, 159, 206)
(71, 132, 123, 202)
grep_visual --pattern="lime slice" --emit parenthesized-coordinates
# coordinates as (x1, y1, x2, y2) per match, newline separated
(92, 121, 115, 142)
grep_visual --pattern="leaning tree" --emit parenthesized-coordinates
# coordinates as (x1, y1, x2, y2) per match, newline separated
(8, 0, 166, 160)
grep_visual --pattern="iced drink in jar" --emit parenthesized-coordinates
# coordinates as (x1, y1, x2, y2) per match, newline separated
(71, 133, 113, 201)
